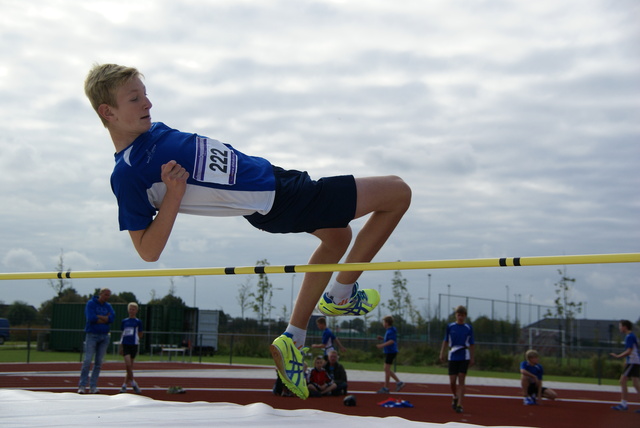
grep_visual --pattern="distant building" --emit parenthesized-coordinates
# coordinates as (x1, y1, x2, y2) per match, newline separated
(521, 318, 625, 356)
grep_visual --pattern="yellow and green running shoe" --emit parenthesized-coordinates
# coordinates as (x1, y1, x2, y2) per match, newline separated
(317, 282, 380, 316)
(270, 333, 309, 400)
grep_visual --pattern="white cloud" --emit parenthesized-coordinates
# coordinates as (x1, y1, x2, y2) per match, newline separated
(2, 249, 45, 272)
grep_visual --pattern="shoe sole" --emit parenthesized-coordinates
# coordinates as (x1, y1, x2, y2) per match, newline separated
(270, 343, 308, 400)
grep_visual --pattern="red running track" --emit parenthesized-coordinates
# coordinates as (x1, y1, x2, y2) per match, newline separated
(1, 362, 638, 428)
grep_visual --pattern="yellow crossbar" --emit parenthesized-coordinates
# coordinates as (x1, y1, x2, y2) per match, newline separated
(0, 253, 638, 280)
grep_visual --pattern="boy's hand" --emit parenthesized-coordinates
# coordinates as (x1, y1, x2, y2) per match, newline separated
(161, 161, 189, 194)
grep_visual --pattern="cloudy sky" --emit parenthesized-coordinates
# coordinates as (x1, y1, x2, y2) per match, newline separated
(1, 0, 638, 324)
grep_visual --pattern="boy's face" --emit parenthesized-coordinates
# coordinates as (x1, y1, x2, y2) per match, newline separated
(455, 312, 466, 323)
(528, 356, 539, 365)
(128, 305, 138, 317)
(315, 359, 324, 369)
(102, 76, 152, 137)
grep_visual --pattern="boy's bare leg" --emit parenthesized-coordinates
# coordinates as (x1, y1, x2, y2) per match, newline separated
(620, 375, 629, 402)
(289, 227, 352, 330)
(288, 175, 410, 329)
(457, 373, 466, 407)
(272, 175, 410, 399)
(336, 176, 411, 284)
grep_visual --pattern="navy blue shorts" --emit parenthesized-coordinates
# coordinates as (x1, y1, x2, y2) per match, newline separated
(448, 360, 470, 375)
(244, 167, 357, 234)
(121, 344, 139, 358)
(385, 352, 398, 365)
(526, 383, 547, 397)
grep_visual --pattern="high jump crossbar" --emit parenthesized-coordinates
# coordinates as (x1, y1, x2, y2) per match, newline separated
(0, 253, 638, 281)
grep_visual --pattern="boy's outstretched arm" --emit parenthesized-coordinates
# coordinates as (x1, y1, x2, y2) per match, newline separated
(129, 161, 188, 262)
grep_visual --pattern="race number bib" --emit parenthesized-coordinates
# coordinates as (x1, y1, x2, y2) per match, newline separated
(123, 327, 135, 337)
(193, 136, 238, 185)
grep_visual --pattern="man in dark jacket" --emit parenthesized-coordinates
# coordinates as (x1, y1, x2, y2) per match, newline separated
(324, 350, 348, 395)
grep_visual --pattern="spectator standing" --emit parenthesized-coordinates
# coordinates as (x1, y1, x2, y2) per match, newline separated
(610, 319, 640, 412)
(440, 305, 475, 413)
(78, 288, 115, 394)
(376, 315, 405, 393)
(119, 302, 143, 394)
(311, 317, 346, 356)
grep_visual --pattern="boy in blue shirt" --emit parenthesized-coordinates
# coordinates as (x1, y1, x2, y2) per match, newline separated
(120, 302, 144, 394)
(520, 349, 557, 405)
(376, 315, 405, 393)
(610, 319, 640, 411)
(311, 317, 346, 356)
(84, 64, 411, 400)
(440, 305, 475, 413)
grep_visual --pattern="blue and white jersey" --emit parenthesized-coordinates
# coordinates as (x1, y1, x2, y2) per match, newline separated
(121, 317, 143, 345)
(111, 122, 276, 231)
(444, 322, 474, 361)
(625, 332, 640, 365)
(322, 328, 337, 354)
(520, 361, 544, 383)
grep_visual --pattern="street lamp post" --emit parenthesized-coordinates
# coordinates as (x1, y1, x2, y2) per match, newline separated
(183, 275, 197, 308)
(269, 287, 284, 339)
(290, 274, 296, 320)
(427, 273, 432, 343)
(505, 285, 510, 322)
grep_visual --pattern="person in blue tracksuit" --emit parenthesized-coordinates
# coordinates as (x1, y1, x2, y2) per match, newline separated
(78, 288, 115, 394)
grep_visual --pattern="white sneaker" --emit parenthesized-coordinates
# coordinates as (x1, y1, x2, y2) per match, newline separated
(77, 387, 86, 394)
(89, 387, 100, 394)
(132, 382, 141, 394)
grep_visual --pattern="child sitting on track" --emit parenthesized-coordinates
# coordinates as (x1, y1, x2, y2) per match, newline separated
(520, 349, 557, 405)
(308, 356, 337, 397)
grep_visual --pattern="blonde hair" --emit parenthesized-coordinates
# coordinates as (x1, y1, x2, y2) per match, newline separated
(525, 349, 539, 361)
(84, 63, 142, 127)
(127, 302, 139, 310)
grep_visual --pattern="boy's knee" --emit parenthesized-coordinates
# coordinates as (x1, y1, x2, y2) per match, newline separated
(391, 176, 412, 207)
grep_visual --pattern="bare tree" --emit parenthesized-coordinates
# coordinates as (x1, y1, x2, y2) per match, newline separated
(48, 249, 71, 297)
(236, 278, 253, 318)
(250, 259, 274, 326)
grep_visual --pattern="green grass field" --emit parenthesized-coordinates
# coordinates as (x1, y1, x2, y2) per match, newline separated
(0, 342, 618, 387)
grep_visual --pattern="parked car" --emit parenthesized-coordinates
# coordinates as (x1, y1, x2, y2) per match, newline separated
(0, 318, 10, 344)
